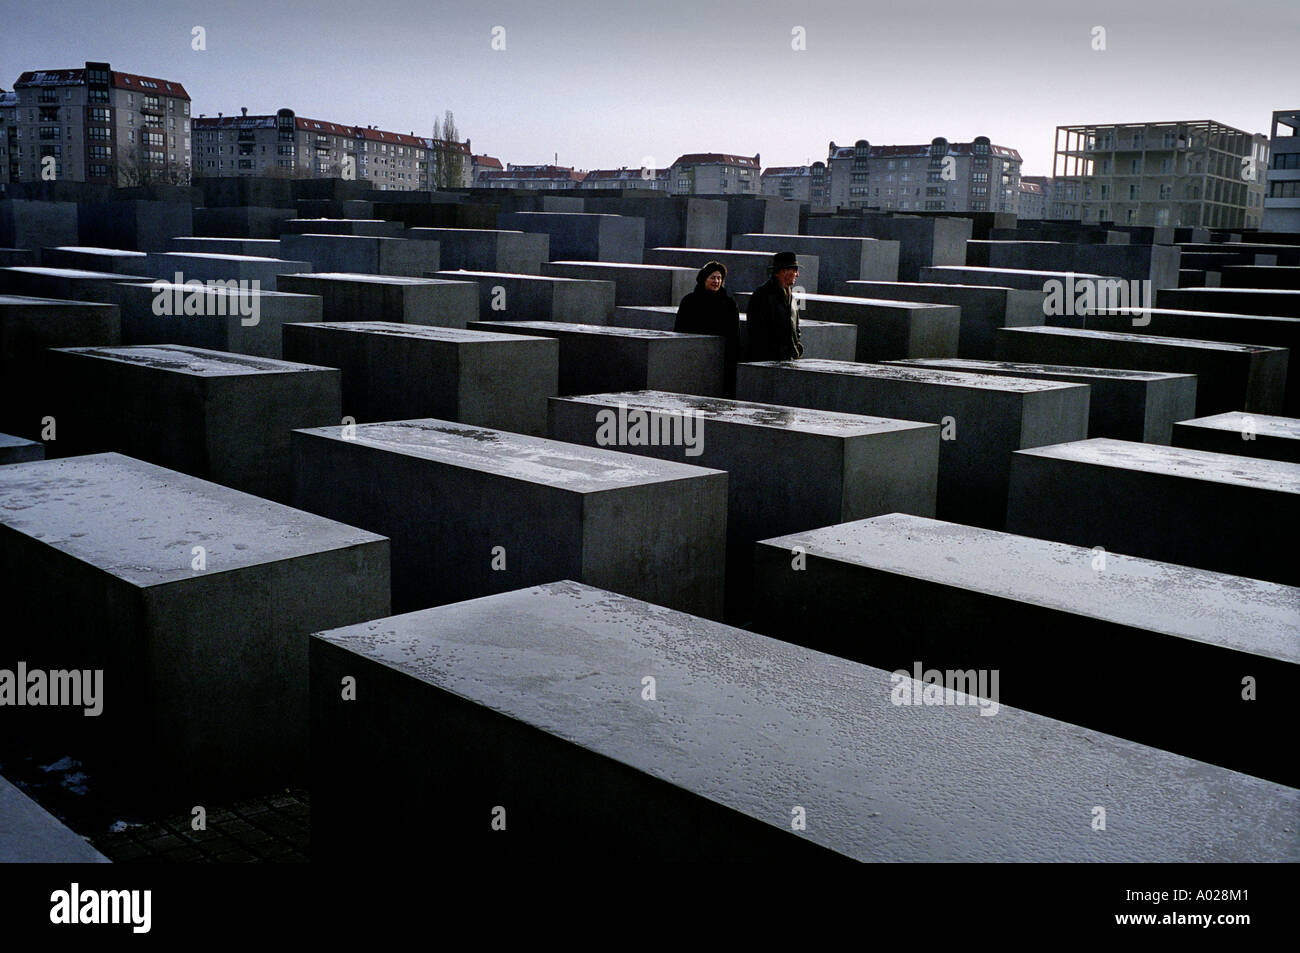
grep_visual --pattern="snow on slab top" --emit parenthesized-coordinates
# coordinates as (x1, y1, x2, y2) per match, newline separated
(756, 358, 1084, 393)
(1007, 325, 1284, 353)
(0, 294, 117, 307)
(549, 261, 694, 271)
(1019, 437, 1300, 492)
(436, 270, 602, 283)
(5, 266, 149, 280)
(117, 281, 313, 298)
(50, 246, 147, 257)
(929, 265, 1108, 278)
(283, 272, 453, 284)
(762, 513, 1300, 664)
(153, 251, 296, 264)
(896, 358, 1192, 381)
(55, 344, 335, 376)
(1177, 412, 1300, 439)
(0, 452, 385, 588)
(295, 419, 723, 491)
(296, 321, 553, 344)
(795, 293, 956, 308)
(472, 320, 691, 339)
(558, 390, 936, 436)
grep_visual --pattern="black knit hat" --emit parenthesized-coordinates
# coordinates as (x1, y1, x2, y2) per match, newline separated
(770, 251, 799, 272)
(697, 260, 727, 285)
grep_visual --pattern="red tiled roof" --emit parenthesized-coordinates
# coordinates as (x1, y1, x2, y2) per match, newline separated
(473, 155, 504, 169)
(113, 71, 190, 100)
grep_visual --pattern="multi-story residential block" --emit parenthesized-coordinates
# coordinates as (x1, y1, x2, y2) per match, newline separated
(826, 136, 1022, 214)
(1051, 119, 1268, 229)
(667, 153, 760, 195)
(760, 162, 828, 204)
(1, 88, 15, 186)
(477, 164, 586, 189)
(581, 167, 669, 191)
(9, 61, 191, 186)
(192, 108, 470, 190)
(1019, 175, 1052, 220)
(471, 153, 503, 184)
(1262, 108, 1300, 232)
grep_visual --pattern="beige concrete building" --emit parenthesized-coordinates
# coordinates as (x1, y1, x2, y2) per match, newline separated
(8, 62, 191, 186)
(826, 136, 1022, 214)
(667, 153, 760, 195)
(1051, 119, 1268, 229)
(760, 162, 828, 204)
(1263, 109, 1300, 232)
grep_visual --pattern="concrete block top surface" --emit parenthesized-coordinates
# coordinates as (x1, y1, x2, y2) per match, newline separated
(761, 513, 1299, 663)
(548, 261, 693, 272)
(0, 433, 41, 450)
(1177, 411, 1300, 439)
(0, 452, 386, 588)
(287, 320, 549, 344)
(557, 391, 937, 437)
(653, 247, 770, 257)
(1019, 437, 1300, 492)
(296, 419, 724, 490)
(288, 218, 387, 225)
(739, 233, 882, 243)
(4, 266, 144, 280)
(1092, 307, 1299, 323)
(850, 281, 1024, 296)
(287, 233, 411, 243)
(898, 357, 1193, 382)
(282, 272, 454, 285)
(437, 269, 602, 283)
(0, 775, 109, 863)
(118, 281, 315, 300)
(49, 246, 147, 258)
(930, 266, 1107, 280)
(54, 344, 336, 378)
(408, 228, 527, 236)
(1180, 286, 1300, 297)
(506, 211, 625, 219)
(153, 251, 291, 264)
(312, 579, 1300, 862)
(475, 319, 700, 339)
(0, 294, 118, 308)
(754, 358, 1086, 394)
(799, 293, 954, 309)
(1007, 325, 1284, 355)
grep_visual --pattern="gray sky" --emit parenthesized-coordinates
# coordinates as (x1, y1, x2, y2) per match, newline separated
(4, 0, 1296, 176)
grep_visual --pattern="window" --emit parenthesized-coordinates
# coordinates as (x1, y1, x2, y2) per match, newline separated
(1272, 153, 1300, 170)
(1130, 158, 1142, 174)
(89, 144, 111, 159)
(1159, 184, 1173, 200)
(1129, 184, 1140, 200)
(39, 126, 60, 140)
(89, 107, 110, 122)
(972, 173, 989, 183)
(1270, 181, 1300, 198)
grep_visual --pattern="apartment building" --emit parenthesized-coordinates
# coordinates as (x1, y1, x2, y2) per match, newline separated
(667, 153, 760, 196)
(1019, 175, 1052, 220)
(1262, 108, 1300, 232)
(0, 89, 15, 186)
(760, 162, 828, 204)
(8, 61, 191, 186)
(826, 136, 1022, 214)
(581, 167, 669, 191)
(1051, 119, 1268, 229)
(477, 164, 586, 189)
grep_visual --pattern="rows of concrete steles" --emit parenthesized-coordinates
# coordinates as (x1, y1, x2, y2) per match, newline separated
(0, 178, 1296, 864)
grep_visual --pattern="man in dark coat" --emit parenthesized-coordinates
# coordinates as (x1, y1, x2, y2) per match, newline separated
(745, 251, 803, 363)
(675, 260, 741, 396)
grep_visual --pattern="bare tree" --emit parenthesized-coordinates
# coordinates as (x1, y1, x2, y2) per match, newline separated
(430, 110, 466, 190)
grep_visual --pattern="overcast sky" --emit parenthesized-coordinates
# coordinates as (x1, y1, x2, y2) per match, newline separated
(4, 0, 1295, 176)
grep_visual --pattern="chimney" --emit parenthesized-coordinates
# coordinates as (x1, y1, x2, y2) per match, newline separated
(241, 106, 247, 117)
(217, 111, 222, 118)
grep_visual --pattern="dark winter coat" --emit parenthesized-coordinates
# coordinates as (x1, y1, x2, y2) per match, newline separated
(745, 276, 803, 363)
(675, 284, 741, 395)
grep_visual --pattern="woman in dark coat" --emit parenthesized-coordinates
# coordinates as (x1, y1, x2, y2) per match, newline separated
(674, 260, 741, 397)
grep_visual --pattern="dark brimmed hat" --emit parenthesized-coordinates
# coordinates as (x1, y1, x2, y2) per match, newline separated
(770, 251, 799, 272)
(696, 260, 727, 284)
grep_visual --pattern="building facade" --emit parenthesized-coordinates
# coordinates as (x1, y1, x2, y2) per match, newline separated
(667, 153, 760, 195)
(0, 89, 15, 187)
(826, 136, 1022, 214)
(1051, 120, 1268, 229)
(9, 61, 191, 186)
(760, 162, 828, 204)
(1018, 175, 1052, 220)
(1262, 109, 1300, 232)
(581, 167, 669, 191)
(477, 164, 585, 189)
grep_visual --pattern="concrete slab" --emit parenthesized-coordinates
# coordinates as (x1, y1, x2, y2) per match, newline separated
(889, 357, 1197, 444)
(922, 265, 1110, 292)
(0, 432, 44, 465)
(275, 272, 479, 328)
(0, 266, 152, 304)
(752, 513, 1300, 786)
(582, 196, 727, 249)
(1006, 437, 1300, 587)
(282, 321, 558, 436)
(309, 579, 1300, 862)
(40, 246, 148, 273)
(171, 237, 283, 257)
(0, 294, 121, 440)
(0, 452, 389, 803)
(291, 420, 727, 616)
(734, 233, 900, 291)
(969, 241, 1180, 288)
(468, 319, 724, 397)
(1157, 287, 1300, 319)
(609, 306, 857, 361)
(1220, 265, 1300, 290)
(433, 270, 615, 325)
(121, 251, 313, 293)
(278, 233, 440, 277)
(844, 280, 1047, 359)
(995, 325, 1289, 416)
(405, 227, 548, 274)
(192, 206, 296, 239)
(0, 774, 108, 862)
(280, 218, 404, 237)
(76, 199, 192, 253)
(497, 211, 645, 263)
(736, 359, 1090, 528)
(47, 344, 341, 502)
(0, 200, 79, 250)
(807, 216, 970, 282)
(541, 261, 696, 307)
(1171, 411, 1300, 464)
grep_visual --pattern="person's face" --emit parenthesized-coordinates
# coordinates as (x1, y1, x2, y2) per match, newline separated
(776, 266, 799, 288)
(704, 271, 723, 291)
